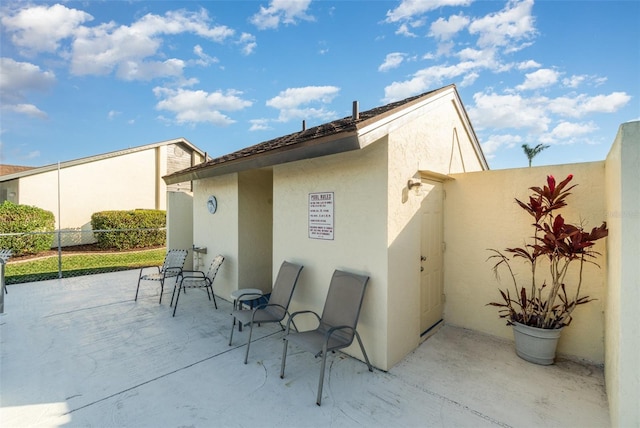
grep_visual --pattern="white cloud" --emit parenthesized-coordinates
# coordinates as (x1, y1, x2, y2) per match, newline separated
(249, 119, 271, 131)
(517, 60, 540, 70)
(468, 91, 551, 133)
(0, 58, 55, 118)
(429, 14, 470, 41)
(549, 121, 598, 139)
(108, 110, 120, 120)
(395, 23, 418, 37)
(238, 33, 257, 55)
(153, 87, 252, 125)
(69, 9, 233, 79)
(379, 53, 406, 72)
(4, 103, 48, 119)
(481, 133, 522, 157)
(1, 4, 93, 55)
(385, 0, 472, 23)
(468, 0, 536, 49)
(516, 68, 560, 91)
(548, 92, 631, 118)
(193, 45, 218, 66)
(251, 0, 314, 30)
(266, 86, 339, 122)
(383, 61, 477, 101)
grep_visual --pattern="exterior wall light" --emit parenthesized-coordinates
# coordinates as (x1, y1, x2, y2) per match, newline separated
(407, 178, 422, 191)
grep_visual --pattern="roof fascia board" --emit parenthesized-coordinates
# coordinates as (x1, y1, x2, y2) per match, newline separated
(0, 137, 202, 182)
(164, 134, 360, 184)
(450, 91, 490, 170)
(357, 87, 455, 147)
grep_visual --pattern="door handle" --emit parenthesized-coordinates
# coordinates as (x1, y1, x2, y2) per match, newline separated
(421, 255, 427, 261)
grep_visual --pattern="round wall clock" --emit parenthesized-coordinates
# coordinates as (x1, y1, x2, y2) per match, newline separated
(207, 195, 217, 214)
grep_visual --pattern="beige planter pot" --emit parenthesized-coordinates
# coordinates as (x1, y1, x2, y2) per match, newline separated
(512, 322, 563, 365)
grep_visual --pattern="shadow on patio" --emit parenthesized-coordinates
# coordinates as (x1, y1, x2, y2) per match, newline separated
(0, 270, 609, 427)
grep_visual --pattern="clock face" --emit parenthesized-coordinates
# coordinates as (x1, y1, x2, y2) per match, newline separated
(207, 195, 217, 214)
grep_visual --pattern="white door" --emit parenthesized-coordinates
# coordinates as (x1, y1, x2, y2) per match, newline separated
(420, 180, 444, 335)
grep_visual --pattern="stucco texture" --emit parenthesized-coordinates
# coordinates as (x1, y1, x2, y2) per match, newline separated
(444, 163, 608, 363)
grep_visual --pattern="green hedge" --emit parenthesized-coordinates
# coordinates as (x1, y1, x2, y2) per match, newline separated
(0, 201, 55, 256)
(91, 209, 166, 250)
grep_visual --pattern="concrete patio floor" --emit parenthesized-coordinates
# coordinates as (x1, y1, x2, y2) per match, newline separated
(1, 270, 609, 428)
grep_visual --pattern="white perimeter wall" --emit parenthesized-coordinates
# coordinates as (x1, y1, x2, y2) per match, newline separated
(444, 163, 608, 363)
(604, 121, 639, 428)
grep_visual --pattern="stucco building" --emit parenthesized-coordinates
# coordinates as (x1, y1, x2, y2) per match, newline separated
(164, 85, 638, 426)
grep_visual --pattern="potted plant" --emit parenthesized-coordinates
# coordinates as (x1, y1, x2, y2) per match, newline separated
(488, 174, 608, 365)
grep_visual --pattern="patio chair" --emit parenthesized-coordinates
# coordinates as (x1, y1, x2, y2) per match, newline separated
(170, 255, 224, 317)
(229, 261, 303, 364)
(134, 249, 188, 304)
(280, 269, 373, 406)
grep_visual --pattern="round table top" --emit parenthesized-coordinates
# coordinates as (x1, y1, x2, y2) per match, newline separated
(230, 288, 263, 301)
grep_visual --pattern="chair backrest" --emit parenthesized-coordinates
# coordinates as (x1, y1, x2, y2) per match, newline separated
(319, 270, 369, 344)
(265, 261, 304, 318)
(162, 249, 189, 273)
(206, 255, 225, 281)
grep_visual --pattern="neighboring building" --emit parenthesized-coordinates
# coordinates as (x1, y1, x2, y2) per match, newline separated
(163, 84, 638, 426)
(0, 138, 206, 246)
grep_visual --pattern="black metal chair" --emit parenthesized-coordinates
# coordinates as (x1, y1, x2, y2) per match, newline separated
(170, 255, 224, 317)
(134, 249, 188, 304)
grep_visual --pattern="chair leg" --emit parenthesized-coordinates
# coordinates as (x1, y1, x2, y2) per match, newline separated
(355, 331, 373, 372)
(172, 284, 182, 317)
(158, 279, 164, 304)
(317, 344, 329, 406)
(280, 338, 289, 379)
(134, 275, 143, 301)
(244, 321, 255, 364)
(210, 287, 218, 309)
(229, 315, 236, 346)
(170, 282, 179, 307)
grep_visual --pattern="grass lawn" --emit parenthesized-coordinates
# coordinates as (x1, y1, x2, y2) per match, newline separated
(5, 248, 166, 284)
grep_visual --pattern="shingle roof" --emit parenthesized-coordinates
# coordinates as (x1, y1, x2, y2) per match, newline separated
(165, 88, 443, 182)
(0, 165, 36, 177)
(0, 137, 205, 182)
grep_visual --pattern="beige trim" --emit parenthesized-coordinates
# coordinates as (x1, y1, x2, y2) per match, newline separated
(419, 170, 455, 182)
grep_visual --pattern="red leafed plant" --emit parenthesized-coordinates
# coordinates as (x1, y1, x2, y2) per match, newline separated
(488, 174, 608, 329)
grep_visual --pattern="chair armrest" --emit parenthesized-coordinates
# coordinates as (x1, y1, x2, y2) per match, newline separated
(180, 270, 206, 280)
(285, 310, 320, 333)
(250, 303, 285, 320)
(138, 265, 161, 276)
(162, 267, 183, 278)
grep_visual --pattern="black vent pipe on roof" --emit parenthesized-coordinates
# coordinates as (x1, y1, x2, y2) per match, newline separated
(352, 101, 359, 120)
(302, 120, 306, 131)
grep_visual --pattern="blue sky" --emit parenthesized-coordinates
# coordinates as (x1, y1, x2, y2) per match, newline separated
(1, 0, 638, 170)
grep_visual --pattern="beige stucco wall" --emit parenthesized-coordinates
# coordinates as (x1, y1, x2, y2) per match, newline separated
(384, 91, 486, 367)
(272, 141, 390, 369)
(8, 148, 166, 246)
(167, 191, 194, 270)
(444, 163, 608, 363)
(604, 121, 640, 428)
(237, 169, 273, 293)
(192, 174, 240, 300)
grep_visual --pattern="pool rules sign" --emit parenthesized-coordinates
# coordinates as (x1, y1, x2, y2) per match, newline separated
(308, 192, 334, 240)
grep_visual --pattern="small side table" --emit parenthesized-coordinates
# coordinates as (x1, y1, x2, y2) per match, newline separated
(230, 288, 263, 331)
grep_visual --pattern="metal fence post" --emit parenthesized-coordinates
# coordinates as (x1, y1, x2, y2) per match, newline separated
(1, 258, 5, 314)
